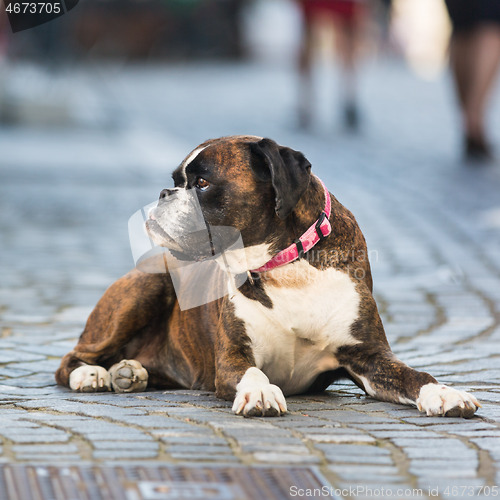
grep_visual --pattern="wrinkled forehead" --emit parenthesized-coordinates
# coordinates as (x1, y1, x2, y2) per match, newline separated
(172, 136, 262, 185)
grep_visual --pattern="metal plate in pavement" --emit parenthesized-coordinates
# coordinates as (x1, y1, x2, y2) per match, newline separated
(0, 465, 338, 500)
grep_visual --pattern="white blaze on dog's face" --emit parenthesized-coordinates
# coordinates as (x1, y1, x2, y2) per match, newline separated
(145, 135, 312, 266)
(145, 144, 213, 256)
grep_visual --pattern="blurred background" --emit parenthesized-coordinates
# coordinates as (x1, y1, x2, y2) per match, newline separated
(1, 0, 500, 292)
(0, 0, 457, 135)
(0, 0, 455, 131)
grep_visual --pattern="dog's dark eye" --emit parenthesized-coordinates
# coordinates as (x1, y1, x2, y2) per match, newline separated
(195, 177, 210, 191)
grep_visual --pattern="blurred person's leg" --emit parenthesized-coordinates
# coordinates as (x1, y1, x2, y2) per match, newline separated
(296, 1, 367, 131)
(445, 0, 500, 160)
(378, 0, 392, 45)
(298, 13, 315, 129)
(332, 2, 365, 131)
(448, 31, 474, 115)
(334, 15, 359, 129)
(464, 24, 500, 156)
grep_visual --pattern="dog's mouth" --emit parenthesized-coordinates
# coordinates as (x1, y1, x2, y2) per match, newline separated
(146, 218, 244, 266)
(145, 217, 216, 261)
(145, 219, 176, 246)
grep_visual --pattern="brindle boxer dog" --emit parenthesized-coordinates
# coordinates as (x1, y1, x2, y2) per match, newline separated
(56, 136, 480, 418)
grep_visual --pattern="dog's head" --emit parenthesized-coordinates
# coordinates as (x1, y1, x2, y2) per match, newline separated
(146, 136, 311, 269)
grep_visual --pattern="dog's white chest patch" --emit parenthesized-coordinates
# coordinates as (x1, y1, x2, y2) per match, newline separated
(231, 261, 361, 395)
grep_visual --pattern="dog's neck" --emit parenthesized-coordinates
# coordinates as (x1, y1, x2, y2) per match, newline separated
(289, 175, 328, 236)
(251, 176, 331, 274)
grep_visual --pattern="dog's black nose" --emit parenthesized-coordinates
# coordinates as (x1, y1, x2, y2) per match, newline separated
(159, 189, 174, 200)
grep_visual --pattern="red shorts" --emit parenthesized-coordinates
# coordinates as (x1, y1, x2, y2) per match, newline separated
(298, 0, 364, 22)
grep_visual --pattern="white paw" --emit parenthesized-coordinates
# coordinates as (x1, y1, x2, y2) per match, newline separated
(232, 367, 287, 417)
(109, 359, 148, 393)
(417, 383, 481, 418)
(69, 365, 111, 392)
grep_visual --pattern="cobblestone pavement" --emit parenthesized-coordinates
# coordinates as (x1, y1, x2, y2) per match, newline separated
(1, 59, 500, 499)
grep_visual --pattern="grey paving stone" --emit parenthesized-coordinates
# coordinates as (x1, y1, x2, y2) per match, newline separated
(0, 419, 40, 428)
(390, 438, 475, 449)
(252, 418, 338, 428)
(236, 436, 305, 446)
(252, 452, 321, 464)
(0, 367, 34, 378)
(435, 422, 498, 432)
(17, 399, 146, 418)
(1, 314, 53, 325)
(315, 444, 391, 456)
(107, 416, 187, 428)
(4, 374, 58, 388)
(469, 437, 500, 454)
(57, 422, 150, 434)
(0, 386, 58, 396)
(0, 351, 48, 364)
(366, 430, 440, 439)
(11, 444, 80, 454)
(150, 431, 211, 442)
(66, 394, 163, 405)
(3, 359, 60, 374)
(14, 454, 83, 462)
(353, 423, 420, 431)
(305, 410, 390, 424)
(80, 432, 153, 441)
(399, 417, 474, 426)
(328, 464, 401, 481)
(472, 392, 500, 403)
(209, 421, 290, 432)
(326, 454, 394, 465)
(0, 431, 71, 444)
(305, 433, 376, 443)
(91, 441, 159, 451)
(168, 453, 237, 462)
(409, 457, 479, 472)
(166, 444, 233, 455)
(92, 449, 159, 459)
(452, 430, 500, 438)
(157, 435, 228, 445)
(241, 444, 310, 454)
(15, 344, 71, 357)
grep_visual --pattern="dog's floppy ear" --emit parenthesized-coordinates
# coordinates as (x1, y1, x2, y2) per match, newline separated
(250, 138, 311, 219)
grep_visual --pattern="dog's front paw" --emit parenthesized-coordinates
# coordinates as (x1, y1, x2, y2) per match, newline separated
(109, 359, 148, 393)
(69, 365, 111, 392)
(417, 383, 481, 418)
(232, 367, 287, 417)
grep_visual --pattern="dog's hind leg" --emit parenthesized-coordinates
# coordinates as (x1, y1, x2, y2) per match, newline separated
(67, 359, 149, 393)
(108, 359, 149, 393)
(68, 364, 112, 392)
(56, 265, 175, 392)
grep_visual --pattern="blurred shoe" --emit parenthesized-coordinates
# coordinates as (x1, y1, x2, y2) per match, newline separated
(344, 102, 360, 131)
(465, 135, 493, 163)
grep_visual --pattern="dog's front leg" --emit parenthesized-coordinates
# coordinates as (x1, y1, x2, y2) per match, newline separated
(214, 311, 287, 417)
(231, 367, 287, 417)
(338, 344, 480, 418)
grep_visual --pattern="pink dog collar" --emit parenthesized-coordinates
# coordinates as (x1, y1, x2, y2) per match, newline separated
(251, 177, 332, 274)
